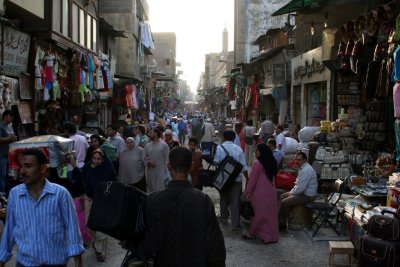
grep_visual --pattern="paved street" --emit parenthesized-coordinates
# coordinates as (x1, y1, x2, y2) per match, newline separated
(1, 186, 350, 267)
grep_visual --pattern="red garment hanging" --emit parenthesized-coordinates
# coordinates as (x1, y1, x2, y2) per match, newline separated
(125, 84, 133, 108)
(252, 84, 259, 108)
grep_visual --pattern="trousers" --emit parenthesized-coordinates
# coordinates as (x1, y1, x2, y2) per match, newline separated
(278, 192, 315, 225)
(219, 181, 242, 228)
(244, 144, 254, 166)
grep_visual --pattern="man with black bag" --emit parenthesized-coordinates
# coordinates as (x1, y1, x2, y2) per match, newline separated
(214, 130, 249, 231)
(130, 146, 226, 266)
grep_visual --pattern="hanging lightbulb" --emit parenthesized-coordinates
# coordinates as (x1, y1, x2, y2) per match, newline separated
(311, 21, 315, 35)
(324, 13, 328, 28)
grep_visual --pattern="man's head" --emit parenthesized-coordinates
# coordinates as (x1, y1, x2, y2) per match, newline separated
(267, 138, 277, 151)
(19, 149, 48, 186)
(234, 122, 242, 133)
(138, 125, 146, 135)
(165, 124, 172, 130)
(275, 124, 283, 134)
(130, 125, 138, 136)
(90, 134, 104, 149)
(106, 124, 118, 138)
(2, 110, 14, 124)
(164, 129, 173, 142)
(223, 130, 236, 142)
(247, 119, 253, 126)
(63, 121, 77, 137)
(294, 151, 307, 166)
(168, 146, 192, 179)
(188, 137, 198, 152)
(150, 127, 162, 141)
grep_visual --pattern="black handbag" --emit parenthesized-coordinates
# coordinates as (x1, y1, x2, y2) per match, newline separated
(366, 209, 400, 241)
(240, 195, 254, 220)
(87, 181, 147, 241)
(212, 145, 243, 193)
(198, 169, 216, 187)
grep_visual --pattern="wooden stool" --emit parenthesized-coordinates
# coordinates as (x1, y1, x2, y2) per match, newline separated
(328, 241, 354, 267)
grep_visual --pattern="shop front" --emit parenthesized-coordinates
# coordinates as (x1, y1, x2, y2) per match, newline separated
(291, 47, 331, 127)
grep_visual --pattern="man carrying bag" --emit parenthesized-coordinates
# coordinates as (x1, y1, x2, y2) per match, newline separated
(214, 130, 249, 231)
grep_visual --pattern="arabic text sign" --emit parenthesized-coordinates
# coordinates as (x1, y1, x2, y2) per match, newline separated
(3, 27, 30, 76)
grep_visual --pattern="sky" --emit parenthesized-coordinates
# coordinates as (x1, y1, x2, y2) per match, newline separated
(147, 0, 234, 93)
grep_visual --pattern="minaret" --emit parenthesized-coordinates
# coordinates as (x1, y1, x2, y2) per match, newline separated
(223, 25, 228, 53)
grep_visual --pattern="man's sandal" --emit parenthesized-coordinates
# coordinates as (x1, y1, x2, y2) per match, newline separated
(92, 242, 105, 262)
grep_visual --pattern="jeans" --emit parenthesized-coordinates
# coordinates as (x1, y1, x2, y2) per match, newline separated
(0, 156, 8, 193)
(16, 262, 66, 267)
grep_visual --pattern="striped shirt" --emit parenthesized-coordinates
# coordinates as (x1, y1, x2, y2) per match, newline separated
(0, 180, 84, 266)
(214, 141, 248, 182)
(291, 162, 318, 197)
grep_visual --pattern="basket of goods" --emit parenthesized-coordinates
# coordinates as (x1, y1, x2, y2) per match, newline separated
(375, 153, 396, 177)
(8, 135, 75, 178)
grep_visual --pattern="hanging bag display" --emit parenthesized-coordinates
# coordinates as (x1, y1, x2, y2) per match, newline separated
(87, 181, 147, 241)
(212, 145, 243, 193)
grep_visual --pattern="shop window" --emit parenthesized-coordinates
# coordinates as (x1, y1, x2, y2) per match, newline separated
(92, 18, 97, 51)
(79, 8, 85, 46)
(62, 0, 69, 36)
(86, 15, 92, 49)
(72, 4, 79, 42)
(52, 0, 61, 32)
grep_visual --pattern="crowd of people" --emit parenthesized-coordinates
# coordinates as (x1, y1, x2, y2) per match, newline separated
(0, 110, 319, 266)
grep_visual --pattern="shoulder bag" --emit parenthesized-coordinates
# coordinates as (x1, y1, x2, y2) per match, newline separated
(212, 145, 243, 193)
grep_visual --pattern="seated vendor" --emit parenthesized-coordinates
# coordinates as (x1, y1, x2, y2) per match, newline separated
(278, 151, 318, 230)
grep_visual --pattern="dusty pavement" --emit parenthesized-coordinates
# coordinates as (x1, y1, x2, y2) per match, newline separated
(2, 187, 342, 267)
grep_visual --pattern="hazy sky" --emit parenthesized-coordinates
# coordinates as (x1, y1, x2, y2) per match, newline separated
(147, 0, 234, 93)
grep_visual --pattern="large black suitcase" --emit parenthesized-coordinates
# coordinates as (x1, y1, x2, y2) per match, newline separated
(366, 210, 400, 241)
(87, 181, 147, 241)
(358, 235, 400, 267)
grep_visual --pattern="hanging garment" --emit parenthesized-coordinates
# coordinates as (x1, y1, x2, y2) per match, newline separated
(132, 85, 138, 109)
(125, 84, 133, 108)
(45, 54, 56, 82)
(245, 86, 252, 108)
(393, 82, 400, 117)
(87, 54, 95, 89)
(252, 84, 259, 108)
(35, 64, 43, 90)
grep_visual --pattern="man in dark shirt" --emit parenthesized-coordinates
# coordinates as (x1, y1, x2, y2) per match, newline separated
(143, 146, 226, 266)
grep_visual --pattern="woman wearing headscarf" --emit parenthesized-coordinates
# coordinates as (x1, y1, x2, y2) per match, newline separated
(85, 134, 103, 164)
(242, 143, 279, 244)
(118, 137, 146, 192)
(74, 148, 117, 262)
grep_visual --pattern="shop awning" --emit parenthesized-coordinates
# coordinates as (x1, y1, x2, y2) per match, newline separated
(99, 18, 127, 38)
(272, 0, 322, 16)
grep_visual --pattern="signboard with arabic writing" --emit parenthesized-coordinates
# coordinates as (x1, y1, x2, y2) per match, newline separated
(3, 26, 30, 77)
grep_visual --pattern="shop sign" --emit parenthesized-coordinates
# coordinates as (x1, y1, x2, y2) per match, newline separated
(3, 27, 30, 77)
(294, 58, 325, 80)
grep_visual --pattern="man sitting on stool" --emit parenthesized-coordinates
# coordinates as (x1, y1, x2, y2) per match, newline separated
(278, 151, 318, 230)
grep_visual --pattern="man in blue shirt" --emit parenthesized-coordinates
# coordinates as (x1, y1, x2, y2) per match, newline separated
(267, 138, 284, 168)
(214, 130, 249, 231)
(0, 149, 84, 267)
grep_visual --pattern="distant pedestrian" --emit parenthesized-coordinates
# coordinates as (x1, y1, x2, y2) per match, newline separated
(201, 118, 215, 142)
(188, 137, 203, 190)
(138, 124, 149, 148)
(0, 149, 84, 266)
(267, 138, 284, 168)
(274, 124, 286, 155)
(64, 121, 89, 179)
(177, 119, 187, 145)
(143, 128, 169, 193)
(259, 116, 275, 142)
(0, 110, 17, 193)
(244, 119, 256, 166)
(118, 137, 146, 192)
(106, 124, 127, 173)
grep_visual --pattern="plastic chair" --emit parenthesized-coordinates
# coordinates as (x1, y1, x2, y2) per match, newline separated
(306, 179, 344, 237)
